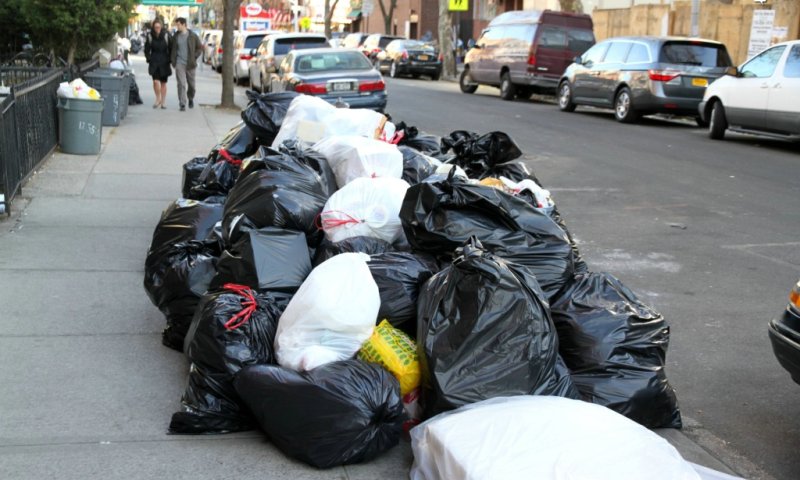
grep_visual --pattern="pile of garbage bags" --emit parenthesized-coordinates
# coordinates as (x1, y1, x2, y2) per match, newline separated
(143, 92, 687, 474)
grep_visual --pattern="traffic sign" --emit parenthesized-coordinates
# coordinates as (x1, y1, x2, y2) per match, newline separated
(449, 0, 468, 12)
(362, 0, 374, 16)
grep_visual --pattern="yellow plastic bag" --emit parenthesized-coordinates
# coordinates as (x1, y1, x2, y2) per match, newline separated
(358, 320, 420, 396)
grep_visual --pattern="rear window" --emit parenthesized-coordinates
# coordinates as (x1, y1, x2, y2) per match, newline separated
(275, 37, 329, 55)
(567, 29, 594, 53)
(295, 51, 372, 72)
(403, 40, 434, 51)
(659, 42, 732, 67)
(244, 35, 266, 49)
(379, 37, 402, 48)
(785, 45, 800, 78)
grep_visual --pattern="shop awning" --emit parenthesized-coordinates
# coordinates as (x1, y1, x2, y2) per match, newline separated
(347, 9, 362, 19)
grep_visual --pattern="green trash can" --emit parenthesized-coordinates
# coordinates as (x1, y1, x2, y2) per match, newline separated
(84, 70, 125, 126)
(96, 67, 131, 119)
(57, 97, 103, 155)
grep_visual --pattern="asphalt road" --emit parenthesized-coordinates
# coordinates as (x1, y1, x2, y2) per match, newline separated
(381, 77, 800, 480)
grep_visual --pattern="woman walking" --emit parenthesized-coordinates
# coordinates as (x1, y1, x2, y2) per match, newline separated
(144, 19, 172, 109)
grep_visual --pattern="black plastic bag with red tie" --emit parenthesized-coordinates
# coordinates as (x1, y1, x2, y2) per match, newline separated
(168, 284, 289, 434)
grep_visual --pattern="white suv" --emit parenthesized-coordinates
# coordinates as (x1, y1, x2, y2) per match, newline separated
(233, 30, 275, 85)
(699, 40, 800, 142)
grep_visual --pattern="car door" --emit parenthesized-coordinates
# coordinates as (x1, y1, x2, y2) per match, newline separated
(726, 45, 786, 129)
(271, 54, 292, 93)
(597, 41, 632, 105)
(571, 42, 609, 102)
(765, 44, 800, 135)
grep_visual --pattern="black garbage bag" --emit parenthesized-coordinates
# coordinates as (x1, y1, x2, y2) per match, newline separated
(147, 199, 224, 255)
(241, 91, 299, 146)
(234, 359, 405, 468)
(187, 155, 241, 201)
(416, 239, 579, 418)
(210, 227, 311, 292)
(210, 121, 260, 161)
(313, 236, 394, 267)
(368, 252, 439, 336)
(395, 122, 443, 156)
(440, 130, 523, 179)
(401, 173, 574, 300)
(169, 284, 285, 434)
(278, 140, 338, 198)
(399, 146, 437, 185)
(550, 272, 682, 429)
(143, 240, 219, 351)
(129, 76, 143, 105)
(221, 150, 330, 247)
(182, 156, 211, 198)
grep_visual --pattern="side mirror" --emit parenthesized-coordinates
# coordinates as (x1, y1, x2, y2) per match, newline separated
(250, 48, 257, 57)
(467, 39, 476, 49)
(573, 55, 583, 65)
(724, 66, 739, 77)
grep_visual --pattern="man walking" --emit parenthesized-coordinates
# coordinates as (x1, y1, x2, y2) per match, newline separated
(170, 18, 203, 111)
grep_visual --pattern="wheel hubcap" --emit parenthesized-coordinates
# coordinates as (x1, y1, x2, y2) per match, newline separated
(559, 85, 570, 107)
(616, 93, 630, 117)
(391, 63, 396, 76)
(502, 79, 509, 95)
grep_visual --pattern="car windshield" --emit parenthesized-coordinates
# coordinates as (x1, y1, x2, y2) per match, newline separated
(295, 51, 373, 72)
(275, 37, 329, 55)
(244, 35, 266, 49)
(404, 40, 434, 50)
(659, 42, 732, 67)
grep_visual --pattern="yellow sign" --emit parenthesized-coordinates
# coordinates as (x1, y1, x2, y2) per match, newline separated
(449, 0, 468, 11)
(299, 16, 312, 31)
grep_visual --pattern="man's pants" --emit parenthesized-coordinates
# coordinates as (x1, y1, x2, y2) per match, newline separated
(175, 64, 196, 106)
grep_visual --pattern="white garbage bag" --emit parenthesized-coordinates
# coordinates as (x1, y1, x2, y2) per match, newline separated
(319, 177, 409, 243)
(312, 136, 403, 188)
(275, 253, 379, 371)
(57, 79, 101, 100)
(410, 396, 704, 480)
(271, 95, 389, 147)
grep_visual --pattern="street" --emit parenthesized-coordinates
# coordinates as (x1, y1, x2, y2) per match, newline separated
(377, 76, 800, 479)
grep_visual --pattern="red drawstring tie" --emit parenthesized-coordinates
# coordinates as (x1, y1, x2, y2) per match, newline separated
(379, 130, 405, 145)
(314, 210, 364, 231)
(221, 283, 257, 330)
(217, 148, 242, 167)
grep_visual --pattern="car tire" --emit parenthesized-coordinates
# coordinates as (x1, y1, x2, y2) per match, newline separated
(614, 87, 640, 123)
(390, 61, 399, 78)
(431, 71, 440, 81)
(499, 72, 516, 101)
(709, 101, 727, 140)
(558, 81, 577, 112)
(695, 116, 709, 128)
(460, 68, 477, 93)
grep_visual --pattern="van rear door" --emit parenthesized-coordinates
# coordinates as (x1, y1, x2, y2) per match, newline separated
(532, 15, 595, 83)
(656, 41, 733, 100)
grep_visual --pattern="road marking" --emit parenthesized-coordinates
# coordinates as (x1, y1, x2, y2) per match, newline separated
(549, 187, 621, 193)
(590, 249, 682, 273)
(721, 242, 800, 269)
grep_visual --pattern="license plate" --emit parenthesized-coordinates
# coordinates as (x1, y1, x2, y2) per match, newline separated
(692, 78, 708, 87)
(417, 55, 429, 61)
(330, 82, 354, 92)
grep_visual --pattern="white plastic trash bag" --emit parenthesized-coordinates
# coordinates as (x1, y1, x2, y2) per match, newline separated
(319, 177, 409, 243)
(57, 79, 101, 100)
(410, 396, 704, 480)
(271, 95, 390, 147)
(312, 136, 403, 188)
(275, 253, 379, 371)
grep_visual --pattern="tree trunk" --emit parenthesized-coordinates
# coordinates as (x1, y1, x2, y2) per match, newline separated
(325, 0, 341, 38)
(67, 41, 77, 66)
(220, 0, 237, 108)
(438, 0, 456, 80)
(377, 0, 396, 35)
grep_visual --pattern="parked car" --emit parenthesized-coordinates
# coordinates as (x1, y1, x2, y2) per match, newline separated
(248, 33, 330, 92)
(329, 32, 347, 48)
(342, 33, 369, 50)
(201, 29, 221, 64)
(211, 31, 237, 73)
(233, 30, 275, 85)
(361, 33, 404, 60)
(558, 36, 733, 124)
(268, 48, 387, 112)
(378, 39, 442, 80)
(699, 40, 800, 142)
(460, 9, 595, 100)
(769, 279, 800, 385)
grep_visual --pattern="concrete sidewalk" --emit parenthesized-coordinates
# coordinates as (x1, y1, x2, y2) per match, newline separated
(0, 55, 739, 479)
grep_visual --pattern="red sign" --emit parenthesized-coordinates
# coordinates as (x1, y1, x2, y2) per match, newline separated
(241, 3, 268, 19)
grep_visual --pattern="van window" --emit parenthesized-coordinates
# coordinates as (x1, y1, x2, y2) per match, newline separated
(626, 43, 650, 63)
(539, 26, 566, 48)
(504, 25, 535, 47)
(604, 42, 631, 63)
(784, 45, 800, 78)
(740, 46, 786, 78)
(479, 27, 505, 46)
(274, 37, 329, 55)
(567, 29, 594, 53)
(581, 42, 609, 67)
(659, 41, 733, 67)
(244, 35, 266, 50)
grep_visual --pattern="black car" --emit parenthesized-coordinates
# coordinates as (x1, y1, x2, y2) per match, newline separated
(769, 280, 800, 385)
(361, 33, 404, 60)
(558, 36, 733, 124)
(378, 39, 442, 80)
(268, 48, 387, 112)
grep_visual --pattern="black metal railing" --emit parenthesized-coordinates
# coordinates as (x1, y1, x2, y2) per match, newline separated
(0, 67, 63, 215)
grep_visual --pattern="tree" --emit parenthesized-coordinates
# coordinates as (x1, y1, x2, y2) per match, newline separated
(438, 0, 456, 80)
(220, 0, 239, 109)
(376, 0, 398, 35)
(558, 0, 584, 13)
(324, 0, 342, 39)
(22, 0, 136, 64)
(0, 0, 28, 54)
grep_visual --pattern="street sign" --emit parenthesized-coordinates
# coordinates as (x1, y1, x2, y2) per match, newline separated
(362, 0, 374, 17)
(747, 10, 776, 59)
(449, 0, 468, 12)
